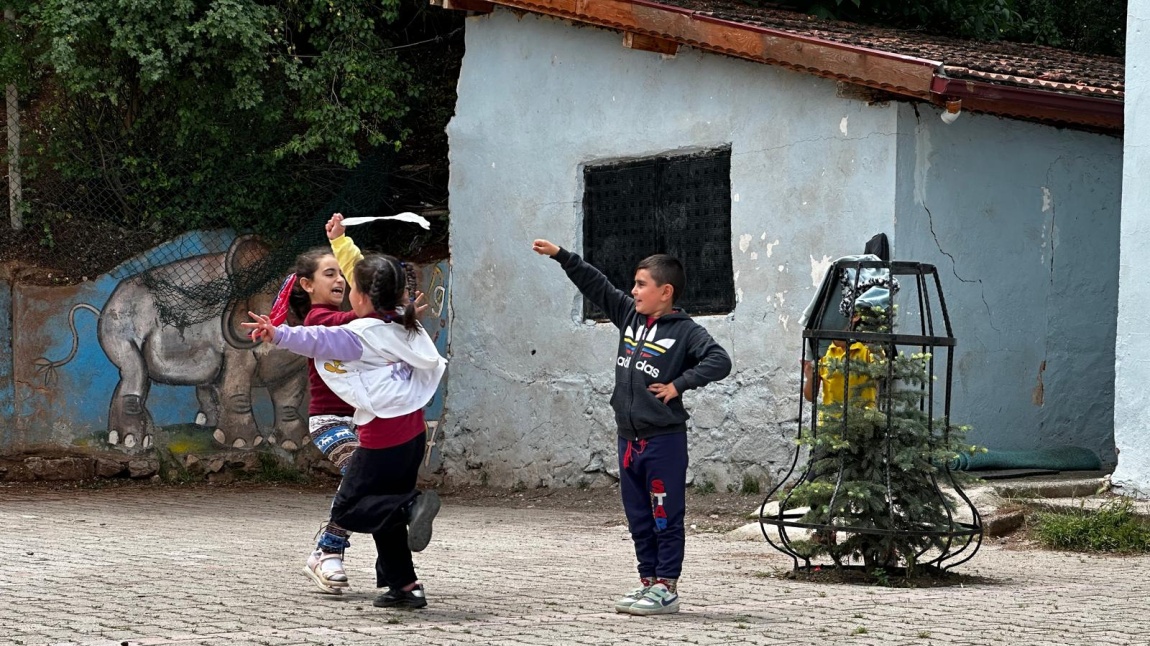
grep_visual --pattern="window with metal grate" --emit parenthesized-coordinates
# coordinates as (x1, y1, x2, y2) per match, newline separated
(581, 147, 734, 320)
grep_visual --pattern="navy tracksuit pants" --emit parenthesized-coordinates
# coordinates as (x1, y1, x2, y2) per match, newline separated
(617, 432, 689, 580)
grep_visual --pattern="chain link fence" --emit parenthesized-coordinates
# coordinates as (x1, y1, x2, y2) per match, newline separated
(1, 82, 447, 329)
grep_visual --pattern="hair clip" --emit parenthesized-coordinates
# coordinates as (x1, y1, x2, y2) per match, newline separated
(267, 274, 298, 326)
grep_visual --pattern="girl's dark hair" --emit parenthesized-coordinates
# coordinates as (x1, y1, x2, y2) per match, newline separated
(353, 253, 419, 334)
(288, 247, 336, 323)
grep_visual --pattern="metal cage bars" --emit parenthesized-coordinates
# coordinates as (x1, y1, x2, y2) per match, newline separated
(759, 260, 983, 572)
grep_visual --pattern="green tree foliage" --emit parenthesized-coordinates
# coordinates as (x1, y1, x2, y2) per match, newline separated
(0, 0, 439, 237)
(753, 0, 1124, 56)
(788, 306, 980, 571)
(1011, 0, 1125, 57)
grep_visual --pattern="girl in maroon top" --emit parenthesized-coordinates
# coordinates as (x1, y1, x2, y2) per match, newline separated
(248, 253, 444, 610)
(274, 244, 361, 595)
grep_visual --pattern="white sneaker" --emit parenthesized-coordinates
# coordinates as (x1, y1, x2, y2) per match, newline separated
(626, 582, 680, 615)
(302, 550, 348, 594)
(614, 579, 653, 613)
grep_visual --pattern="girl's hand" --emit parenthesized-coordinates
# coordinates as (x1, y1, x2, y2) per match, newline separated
(241, 311, 277, 344)
(325, 213, 346, 241)
(411, 290, 430, 316)
(532, 239, 559, 257)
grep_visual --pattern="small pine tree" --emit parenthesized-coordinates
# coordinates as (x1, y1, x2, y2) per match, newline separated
(789, 305, 978, 572)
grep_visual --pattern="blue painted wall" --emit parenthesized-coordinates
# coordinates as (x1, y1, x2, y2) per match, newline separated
(895, 104, 1123, 465)
(10, 230, 240, 449)
(4, 231, 450, 460)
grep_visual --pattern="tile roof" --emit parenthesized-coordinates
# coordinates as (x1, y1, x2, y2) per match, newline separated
(440, 0, 1123, 131)
(657, 0, 1123, 99)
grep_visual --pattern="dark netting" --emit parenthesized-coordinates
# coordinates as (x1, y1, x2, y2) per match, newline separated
(140, 154, 394, 328)
(582, 147, 733, 319)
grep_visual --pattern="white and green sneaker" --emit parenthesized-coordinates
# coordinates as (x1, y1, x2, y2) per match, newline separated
(614, 578, 653, 613)
(627, 581, 680, 616)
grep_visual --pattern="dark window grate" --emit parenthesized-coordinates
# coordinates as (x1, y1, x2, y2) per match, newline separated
(582, 148, 734, 320)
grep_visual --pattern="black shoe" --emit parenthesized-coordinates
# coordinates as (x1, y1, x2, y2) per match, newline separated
(373, 583, 428, 609)
(407, 490, 441, 552)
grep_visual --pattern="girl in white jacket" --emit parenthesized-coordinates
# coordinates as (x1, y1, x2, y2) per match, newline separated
(246, 253, 447, 609)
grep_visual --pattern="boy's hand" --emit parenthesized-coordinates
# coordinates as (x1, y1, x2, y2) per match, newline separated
(241, 311, 277, 344)
(326, 213, 346, 241)
(532, 239, 559, 257)
(648, 382, 679, 403)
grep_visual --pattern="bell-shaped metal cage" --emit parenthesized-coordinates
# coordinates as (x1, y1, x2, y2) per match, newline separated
(759, 260, 982, 572)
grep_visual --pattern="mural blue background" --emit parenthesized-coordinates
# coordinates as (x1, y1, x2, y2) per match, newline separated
(3, 230, 450, 456)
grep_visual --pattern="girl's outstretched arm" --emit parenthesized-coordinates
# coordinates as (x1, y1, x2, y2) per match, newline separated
(244, 312, 364, 361)
(243, 312, 277, 344)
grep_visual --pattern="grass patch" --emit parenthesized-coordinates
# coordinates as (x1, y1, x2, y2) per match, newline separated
(239, 452, 310, 484)
(694, 480, 716, 495)
(1031, 498, 1150, 553)
(740, 473, 760, 495)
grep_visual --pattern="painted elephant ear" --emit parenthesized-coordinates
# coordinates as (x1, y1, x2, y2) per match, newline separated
(222, 235, 273, 350)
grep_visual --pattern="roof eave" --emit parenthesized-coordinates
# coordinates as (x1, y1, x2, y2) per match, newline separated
(443, 0, 1122, 132)
(464, 0, 938, 97)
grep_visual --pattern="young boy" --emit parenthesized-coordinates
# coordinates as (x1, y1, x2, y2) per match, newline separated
(532, 239, 732, 616)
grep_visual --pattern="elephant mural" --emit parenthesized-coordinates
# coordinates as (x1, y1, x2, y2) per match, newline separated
(35, 235, 308, 452)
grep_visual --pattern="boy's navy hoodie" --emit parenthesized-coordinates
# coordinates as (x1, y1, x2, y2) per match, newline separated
(553, 248, 732, 441)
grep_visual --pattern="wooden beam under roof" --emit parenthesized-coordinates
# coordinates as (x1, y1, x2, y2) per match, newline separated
(623, 31, 679, 56)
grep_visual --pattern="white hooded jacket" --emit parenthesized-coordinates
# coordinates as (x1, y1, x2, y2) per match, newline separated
(274, 317, 447, 426)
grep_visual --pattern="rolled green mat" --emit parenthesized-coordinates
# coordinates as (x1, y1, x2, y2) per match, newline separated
(950, 446, 1101, 471)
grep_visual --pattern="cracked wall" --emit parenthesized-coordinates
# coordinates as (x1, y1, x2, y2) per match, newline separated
(443, 9, 899, 488)
(1113, 0, 1150, 494)
(894, 103, 1122, 466)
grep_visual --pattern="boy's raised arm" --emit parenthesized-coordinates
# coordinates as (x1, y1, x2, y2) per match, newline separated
(533, 239, 633, 327)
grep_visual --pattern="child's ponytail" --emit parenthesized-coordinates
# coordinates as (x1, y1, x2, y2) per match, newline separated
(355, 253, 421, 334)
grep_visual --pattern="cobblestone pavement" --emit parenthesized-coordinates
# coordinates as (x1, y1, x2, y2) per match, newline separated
(2, 486, 1147, 646)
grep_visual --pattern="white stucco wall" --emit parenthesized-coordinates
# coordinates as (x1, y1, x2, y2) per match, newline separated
(443, 8, 1126, 489)
(895, 104, 1122, 466)
(1113, 0, 1150, 495)
(443, 9, 898, 488)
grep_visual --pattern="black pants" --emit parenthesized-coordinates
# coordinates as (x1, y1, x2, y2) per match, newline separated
(331, 431, 425, 589)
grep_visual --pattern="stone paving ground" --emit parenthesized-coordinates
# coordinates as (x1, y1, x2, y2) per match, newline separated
(2, 484, 1148, 646)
